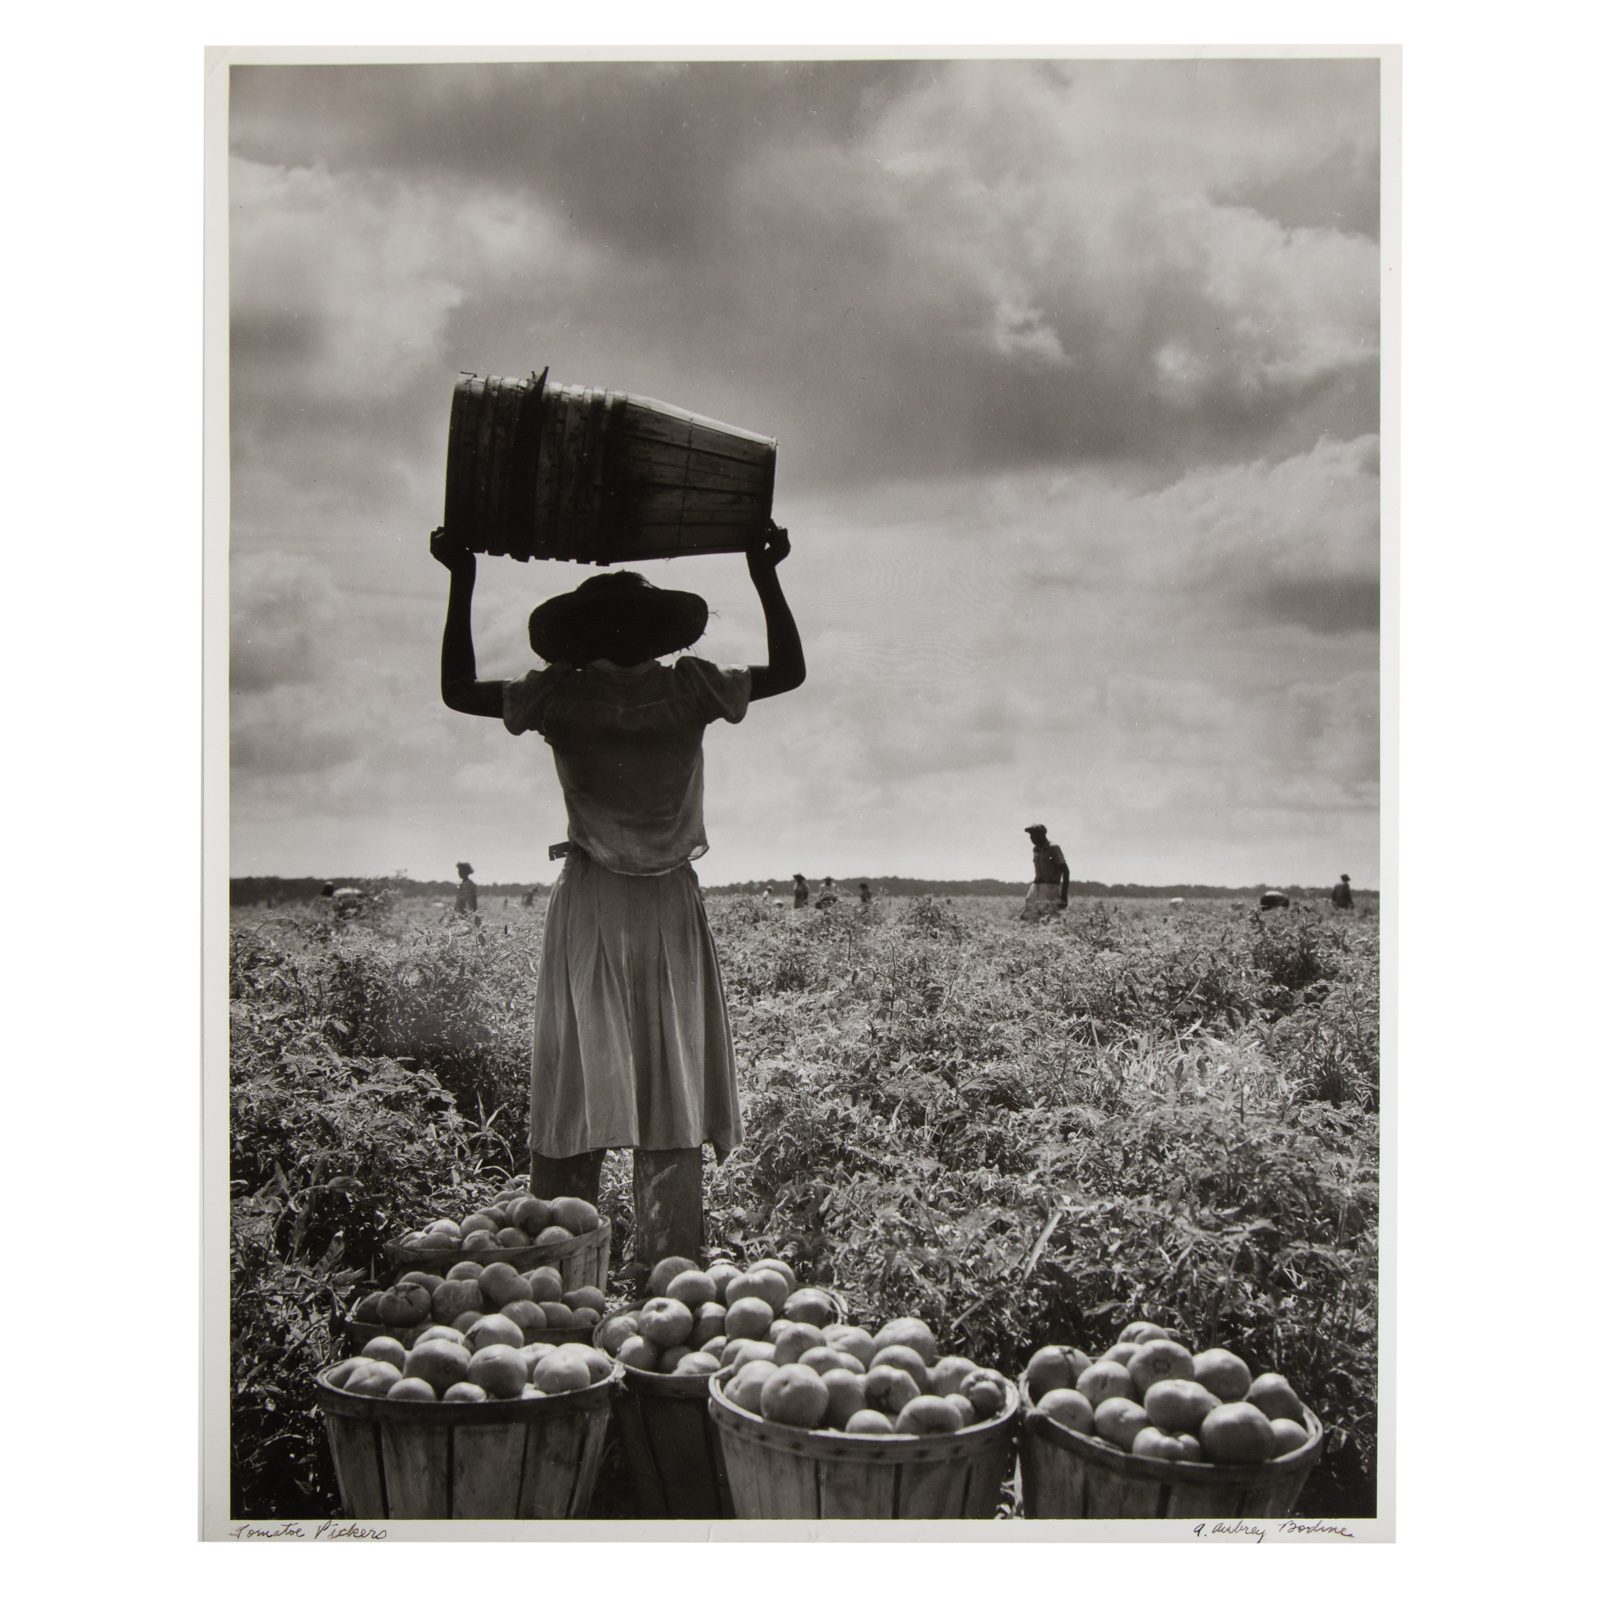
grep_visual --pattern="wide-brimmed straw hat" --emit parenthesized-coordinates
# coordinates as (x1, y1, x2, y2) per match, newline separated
(529, 571, 708, 665)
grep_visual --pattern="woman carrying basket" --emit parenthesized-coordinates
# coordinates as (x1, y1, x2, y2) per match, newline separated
(431, 521, 804, 1268)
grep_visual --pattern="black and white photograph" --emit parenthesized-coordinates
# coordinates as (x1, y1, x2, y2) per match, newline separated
(212, 47, 1393, 1539)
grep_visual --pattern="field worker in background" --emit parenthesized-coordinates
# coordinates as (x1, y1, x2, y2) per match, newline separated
(1021, 824, 1070, 921)
(455, 861, 478, 916)
(330, 885, 364, 917)
(432, 519, 804, 1266)
(793, 873, 809, 909)
(859, 881, 873, 904)
(816, 875, 839, 909)
(1331, 873, 1354, 909)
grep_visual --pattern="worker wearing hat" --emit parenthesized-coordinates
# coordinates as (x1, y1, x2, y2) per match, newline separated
(1022, 824, 1070, 921)
(431, 519, 804, 1265)
(454, 861, 478, 916)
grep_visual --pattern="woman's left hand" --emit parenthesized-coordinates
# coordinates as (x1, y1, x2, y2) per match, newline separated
(747, 519, 790, 570)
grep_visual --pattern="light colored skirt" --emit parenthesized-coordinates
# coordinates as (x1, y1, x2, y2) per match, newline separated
(530, 853, 742, 1162)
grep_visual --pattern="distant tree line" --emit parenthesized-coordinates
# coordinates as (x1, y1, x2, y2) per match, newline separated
(703, 878, 1374, 900)
(232, 874, 1375, 907)
(229, 876, 550, 906)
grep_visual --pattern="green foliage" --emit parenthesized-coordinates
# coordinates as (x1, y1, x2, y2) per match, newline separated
(228, 891, 1378, 1518)
(231, 908, 536, 1167)
(1251, 908, 1337, 993)
(704, 894, 1379, 1515)
(228, 908, 532, 1516)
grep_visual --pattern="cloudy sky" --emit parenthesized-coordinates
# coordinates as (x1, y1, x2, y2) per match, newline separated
(229, 57, 1380, 889)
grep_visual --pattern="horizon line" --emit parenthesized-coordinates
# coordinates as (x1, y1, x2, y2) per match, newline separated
(229, 871, 1375, 895)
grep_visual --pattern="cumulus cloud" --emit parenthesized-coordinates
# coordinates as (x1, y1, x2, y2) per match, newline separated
(227, 58, 1382, 887)
(229, 58, 1377, 493)
(230, 550, 337, 694)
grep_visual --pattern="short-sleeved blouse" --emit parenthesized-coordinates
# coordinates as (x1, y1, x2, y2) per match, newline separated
(502, 655, 751, 876)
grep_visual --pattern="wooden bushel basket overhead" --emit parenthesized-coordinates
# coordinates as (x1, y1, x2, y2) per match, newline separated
(443, 370, 778, 565)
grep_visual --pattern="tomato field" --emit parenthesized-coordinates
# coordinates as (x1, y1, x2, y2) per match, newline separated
(229, 885, 1378, 1520)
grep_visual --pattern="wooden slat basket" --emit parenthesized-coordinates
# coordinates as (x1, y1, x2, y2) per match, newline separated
(1017, 1377, 1324, 1519)
(443, 371, 777, 565)
(612, 1366, 737, 1519)
(707, 1375, 1020, 1520)
(344, 1320, 595, 1355)
(383, 1218, 610, 1292)
(595, 1307, 735, 1519)
(315, 1365, 619, 1520)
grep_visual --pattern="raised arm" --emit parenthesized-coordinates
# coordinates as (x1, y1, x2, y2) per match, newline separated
(746, 521, 806, 701)
(431, 528, 508, 719)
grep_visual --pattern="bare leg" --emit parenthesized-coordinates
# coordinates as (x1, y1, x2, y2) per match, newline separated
(632, 1146, 705, 1266)
(528, 1148, 607, 1205)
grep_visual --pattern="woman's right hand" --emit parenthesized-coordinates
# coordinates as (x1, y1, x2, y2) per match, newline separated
(430, 526, 476, 573)
(746, 518, 804, 700)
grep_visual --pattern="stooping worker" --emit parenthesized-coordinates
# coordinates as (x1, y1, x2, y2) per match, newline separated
(431, 519, 804, 1266)
(1022, 823, 1070, 921)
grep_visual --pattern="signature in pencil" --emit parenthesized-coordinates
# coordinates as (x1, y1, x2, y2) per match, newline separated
(1193, 1518, 1354, 1542)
